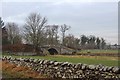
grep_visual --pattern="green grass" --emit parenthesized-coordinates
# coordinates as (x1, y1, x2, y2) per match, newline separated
(3, 54, 119, 67)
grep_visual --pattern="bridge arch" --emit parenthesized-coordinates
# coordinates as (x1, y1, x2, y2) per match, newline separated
(48, 48, 58, 55)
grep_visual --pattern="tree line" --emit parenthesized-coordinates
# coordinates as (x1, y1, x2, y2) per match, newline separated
(0, 13, 108, 54)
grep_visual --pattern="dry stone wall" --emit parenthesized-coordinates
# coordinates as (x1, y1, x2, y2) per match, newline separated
(2, 56, 120, 79)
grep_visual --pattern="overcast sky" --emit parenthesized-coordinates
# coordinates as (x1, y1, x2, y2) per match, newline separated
(1, 0, 119, 44)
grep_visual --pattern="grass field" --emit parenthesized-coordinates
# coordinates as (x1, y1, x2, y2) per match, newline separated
(3, 54, 119, 67)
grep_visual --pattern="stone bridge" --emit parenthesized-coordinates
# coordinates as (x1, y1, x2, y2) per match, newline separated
(5, 44, 76, 56)
(41, 45, 76, 55)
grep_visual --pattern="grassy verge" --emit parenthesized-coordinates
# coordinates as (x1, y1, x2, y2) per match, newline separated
(3, 54, 119, 67)
(2, 61, 46, 78)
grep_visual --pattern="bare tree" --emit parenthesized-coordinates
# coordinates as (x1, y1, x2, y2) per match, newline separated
(5, 22, 21, 44)
(45, 25, 59, 45)
(60, 24, 70, 46)
(23, 13, 47, 55)
(53, 25, 59, 45)
(64, 34, 80, 50)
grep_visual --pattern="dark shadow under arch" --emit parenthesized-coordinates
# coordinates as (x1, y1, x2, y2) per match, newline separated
(48, 48, 58, 55)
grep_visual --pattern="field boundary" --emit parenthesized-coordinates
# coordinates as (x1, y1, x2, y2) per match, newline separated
(2, 56, 120, 79)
